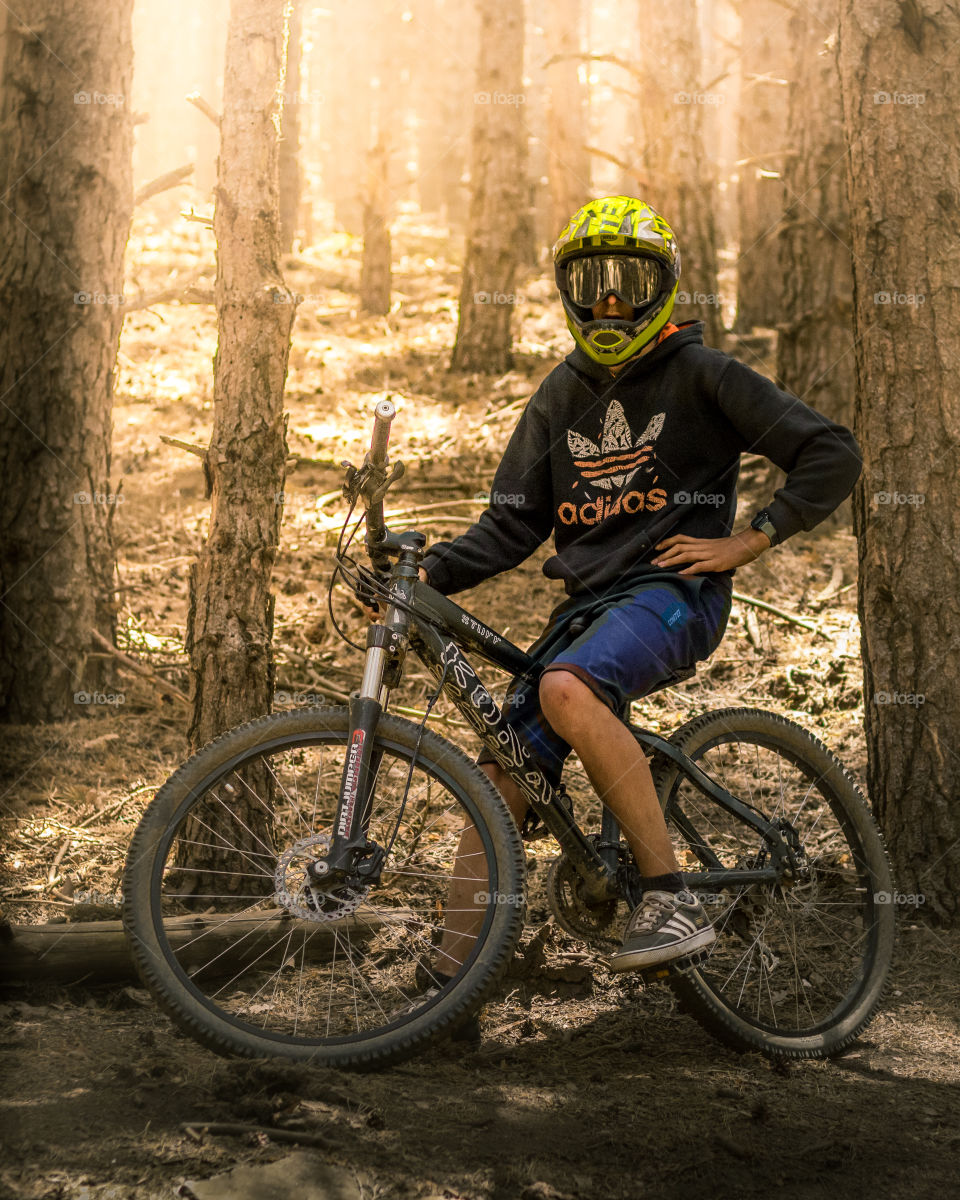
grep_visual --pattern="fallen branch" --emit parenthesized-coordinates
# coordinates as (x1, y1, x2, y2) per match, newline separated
(731, 590, 829, 639)
(814, 563, 845, 603)
(134, 163, 194, 206)
(180, 1122, 331, 1149)
(47, 838, 70, 885)
(2, 907, 411, 984)
(89, 629, 191, 706)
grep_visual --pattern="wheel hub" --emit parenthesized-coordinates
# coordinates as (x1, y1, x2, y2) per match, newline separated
(274, 834, 369, 922)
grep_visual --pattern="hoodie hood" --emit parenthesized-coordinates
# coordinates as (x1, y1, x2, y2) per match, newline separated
(564, 319, 705, 383)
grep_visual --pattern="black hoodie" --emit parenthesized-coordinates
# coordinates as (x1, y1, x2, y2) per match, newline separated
(422, 321, 862, 599)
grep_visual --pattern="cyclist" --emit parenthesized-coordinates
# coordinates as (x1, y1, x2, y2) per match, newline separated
(412, 195, 861, 994)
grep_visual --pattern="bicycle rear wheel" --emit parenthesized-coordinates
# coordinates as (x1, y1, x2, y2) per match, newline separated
(649, 707, 895, 1059)
(123, 707, 525, 1068)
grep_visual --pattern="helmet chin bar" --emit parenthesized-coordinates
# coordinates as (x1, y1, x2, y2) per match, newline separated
(581, 315, 654, 359)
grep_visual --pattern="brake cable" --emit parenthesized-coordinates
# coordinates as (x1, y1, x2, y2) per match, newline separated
(380, 657, 451, 864)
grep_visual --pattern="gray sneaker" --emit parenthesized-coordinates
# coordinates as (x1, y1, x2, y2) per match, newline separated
(608, 889, 716, 973)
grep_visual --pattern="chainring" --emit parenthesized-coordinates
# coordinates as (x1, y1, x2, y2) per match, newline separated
(274, 834, 369, 922)
(545, 854, 620, 946)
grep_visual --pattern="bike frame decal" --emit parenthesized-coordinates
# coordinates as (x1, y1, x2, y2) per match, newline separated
(412, 581, 539, 683)
(338, 728, 365, 837)
(411, 619, 605, 874)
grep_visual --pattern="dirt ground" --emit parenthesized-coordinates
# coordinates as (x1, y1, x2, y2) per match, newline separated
(3, 204, 959, 1200)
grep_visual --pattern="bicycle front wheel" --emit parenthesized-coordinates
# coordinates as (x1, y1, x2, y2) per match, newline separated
(123, 707, 525, 1068)
(649, 707, 895, 1059)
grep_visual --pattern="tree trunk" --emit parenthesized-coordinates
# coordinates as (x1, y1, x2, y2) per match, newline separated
(775, 4, 854, 529)
(637, 1, 724, 345)
(278, 0, 303, 253)
(545, 0, 590, 244)
(838, 0, 960, 918)
(450, 0, 525, 374)
(318, 1, 373, 232)
(186, 0, 296, 755)
(735, 2, 789, 331)
(359, 141, 392, 314)
(777, 10, 854, 432)
(412, 0, 476, 226)
(0, 2, 133, 723)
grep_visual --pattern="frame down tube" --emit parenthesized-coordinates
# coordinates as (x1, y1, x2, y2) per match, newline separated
(412, 619, 614, 893)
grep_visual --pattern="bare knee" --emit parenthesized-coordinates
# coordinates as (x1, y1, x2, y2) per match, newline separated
(539, 669, 594, 739)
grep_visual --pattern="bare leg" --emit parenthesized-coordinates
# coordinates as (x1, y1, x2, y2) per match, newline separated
(433, 671, 678, 975)
(433, 763, 528, 976)
(537, 670, 678, 877)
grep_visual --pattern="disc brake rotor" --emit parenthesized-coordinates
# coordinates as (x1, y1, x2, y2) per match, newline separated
(274, 834, 369, 922)
(546, 855, 620, 946)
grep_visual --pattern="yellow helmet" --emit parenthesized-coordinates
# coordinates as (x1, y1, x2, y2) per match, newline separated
(553, 196, 681, 366)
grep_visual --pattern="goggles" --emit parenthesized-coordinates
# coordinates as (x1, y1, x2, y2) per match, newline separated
(565, 255, 662, 310)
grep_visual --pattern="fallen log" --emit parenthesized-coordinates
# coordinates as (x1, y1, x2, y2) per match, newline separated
(1, 907, 412, 986)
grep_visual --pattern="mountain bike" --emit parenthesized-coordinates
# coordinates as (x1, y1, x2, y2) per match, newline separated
(123, 399, 895, 1069)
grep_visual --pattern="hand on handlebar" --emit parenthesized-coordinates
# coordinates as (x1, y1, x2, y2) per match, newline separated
(359, 567, 428, 622)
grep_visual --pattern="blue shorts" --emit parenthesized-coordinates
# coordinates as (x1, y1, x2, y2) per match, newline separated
(478, 574, 732, 788)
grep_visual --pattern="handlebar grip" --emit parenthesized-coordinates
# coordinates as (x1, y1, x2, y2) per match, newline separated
(369, 398, 396, 468)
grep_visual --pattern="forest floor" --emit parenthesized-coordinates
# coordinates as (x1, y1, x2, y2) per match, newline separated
(2, 203, 959, 1200)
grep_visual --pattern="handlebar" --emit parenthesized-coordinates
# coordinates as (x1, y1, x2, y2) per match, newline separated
(369, 397, 395, 469)
(363, 398, 399, 551)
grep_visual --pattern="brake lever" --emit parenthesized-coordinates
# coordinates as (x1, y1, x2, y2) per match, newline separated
(340, 459, 405, 508)
(367, 460, 405, 506)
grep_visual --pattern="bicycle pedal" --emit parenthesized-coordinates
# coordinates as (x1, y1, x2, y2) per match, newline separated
(638, 949, 709, 984)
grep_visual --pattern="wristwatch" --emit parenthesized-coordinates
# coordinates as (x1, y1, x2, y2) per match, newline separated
(750, 509, 780, 547)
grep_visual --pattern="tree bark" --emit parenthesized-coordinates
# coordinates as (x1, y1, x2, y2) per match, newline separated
(0, 1, 133, 723)
(636, 1, 724, 345)
(278, 0, 303, 253)
(777, 9, 854, 433)
(545, 0, 590, 244)
(450, 0, 526, 374)
(735, 1, 790, 331)
(186, 0, 296, 754)
(838, 0, 960, 918)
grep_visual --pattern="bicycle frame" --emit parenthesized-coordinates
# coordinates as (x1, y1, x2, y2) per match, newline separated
(329, 545, 794, 900)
